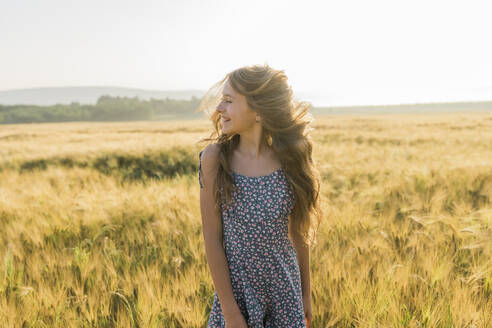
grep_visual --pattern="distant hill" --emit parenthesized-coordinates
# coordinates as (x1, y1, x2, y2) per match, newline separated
(0, 86, 205, 106)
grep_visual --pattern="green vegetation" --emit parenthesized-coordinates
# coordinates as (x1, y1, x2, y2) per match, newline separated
(0, 95, 202, 123)
(7, 147, 198, 183)
(2, 94, 491, 124)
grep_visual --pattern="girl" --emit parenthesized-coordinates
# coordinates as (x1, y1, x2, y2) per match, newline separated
(197, 64, 321, 327)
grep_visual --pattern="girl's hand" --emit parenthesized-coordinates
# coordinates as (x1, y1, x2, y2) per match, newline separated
(224, 311, 248, 328)
(303, 294, 313, 328)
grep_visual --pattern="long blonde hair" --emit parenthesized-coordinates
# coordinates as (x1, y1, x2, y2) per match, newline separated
(196, 64, 322, 248)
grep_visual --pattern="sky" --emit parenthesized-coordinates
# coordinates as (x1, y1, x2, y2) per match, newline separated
(1, 0, 491, 106)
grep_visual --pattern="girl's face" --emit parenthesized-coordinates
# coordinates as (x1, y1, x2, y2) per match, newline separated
(216, 79, 258, 135)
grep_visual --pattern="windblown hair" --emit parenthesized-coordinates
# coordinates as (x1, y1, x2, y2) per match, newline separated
(196, 63, 322, 248)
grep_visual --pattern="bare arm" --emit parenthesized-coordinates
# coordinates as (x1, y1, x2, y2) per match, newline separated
(289, 217, 312, 300)
(199, 144, 241, 317)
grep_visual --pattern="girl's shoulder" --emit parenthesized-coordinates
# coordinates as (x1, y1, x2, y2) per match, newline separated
(199, 143, 220, 160)
(199, 143, 220, 188)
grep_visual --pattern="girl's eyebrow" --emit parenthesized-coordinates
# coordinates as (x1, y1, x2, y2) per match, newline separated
(222, 93, 235, 98)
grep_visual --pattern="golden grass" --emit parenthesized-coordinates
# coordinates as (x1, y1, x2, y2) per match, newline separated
(0, 112, 491, 327)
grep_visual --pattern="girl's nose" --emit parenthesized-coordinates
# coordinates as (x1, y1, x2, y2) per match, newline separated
(216, 102, 224, 112)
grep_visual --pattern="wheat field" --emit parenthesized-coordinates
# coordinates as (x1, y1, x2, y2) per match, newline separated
(0, 112, 491, 327)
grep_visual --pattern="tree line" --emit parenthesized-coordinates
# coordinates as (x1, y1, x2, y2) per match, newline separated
(0, 95, 202, 124)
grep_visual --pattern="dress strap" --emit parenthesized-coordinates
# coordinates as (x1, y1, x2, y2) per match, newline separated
(198, 150, 204, 188)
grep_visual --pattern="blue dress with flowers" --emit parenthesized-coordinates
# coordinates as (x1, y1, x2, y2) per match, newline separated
(199, 150, 306, 328)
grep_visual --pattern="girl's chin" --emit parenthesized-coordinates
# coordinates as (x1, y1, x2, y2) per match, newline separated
(222, 127, 234, 135)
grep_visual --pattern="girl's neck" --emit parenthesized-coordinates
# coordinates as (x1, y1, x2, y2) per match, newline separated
(237, 136, 270, 160)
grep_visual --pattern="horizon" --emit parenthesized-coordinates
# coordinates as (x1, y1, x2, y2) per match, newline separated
(1, 85, 492, 108)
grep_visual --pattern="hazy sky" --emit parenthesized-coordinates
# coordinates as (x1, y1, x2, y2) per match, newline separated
(1, 0, 491, 105)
